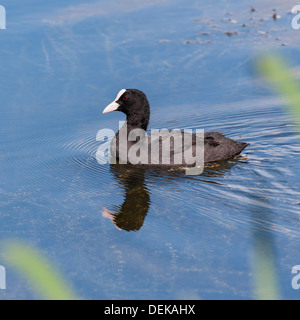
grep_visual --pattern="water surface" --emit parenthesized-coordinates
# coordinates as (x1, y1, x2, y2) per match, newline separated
(1, 0, 300, 299)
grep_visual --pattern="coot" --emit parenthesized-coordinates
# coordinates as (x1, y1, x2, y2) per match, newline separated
(102, 89, 249, 167)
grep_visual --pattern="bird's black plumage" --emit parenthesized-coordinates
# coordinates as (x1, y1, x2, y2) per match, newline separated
(103, 89, 249, 166)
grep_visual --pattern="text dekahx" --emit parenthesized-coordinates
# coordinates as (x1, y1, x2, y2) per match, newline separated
(104, 304, 196, 317)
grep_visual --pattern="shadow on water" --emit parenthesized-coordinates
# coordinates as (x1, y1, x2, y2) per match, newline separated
(101, 159, 243, 231)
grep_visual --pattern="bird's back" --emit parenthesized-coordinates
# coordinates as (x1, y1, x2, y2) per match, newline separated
(203, 132, 249, 162)
(111, 130, 248, 166)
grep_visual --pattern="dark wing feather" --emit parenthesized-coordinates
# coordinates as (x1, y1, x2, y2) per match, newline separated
(204, 132, 249, 162)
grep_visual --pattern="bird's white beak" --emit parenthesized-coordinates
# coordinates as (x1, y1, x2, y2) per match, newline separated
(103, 101, 120, 114)
(103, 89, 126, 114)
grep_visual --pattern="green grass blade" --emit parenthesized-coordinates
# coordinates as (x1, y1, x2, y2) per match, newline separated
(252, 235, 280, 300)
(2, 240, 78, 300)
(257, 54, 300, 127)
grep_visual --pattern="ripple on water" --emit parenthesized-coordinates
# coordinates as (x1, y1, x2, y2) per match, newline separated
(25, 97, 300, 235)
(147, 99, 300, 237)
(31, 124, 112, 197)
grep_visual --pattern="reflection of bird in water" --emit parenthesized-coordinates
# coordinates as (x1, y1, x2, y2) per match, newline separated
(102, 164, 150, 232)
(101, 157, 247, 232)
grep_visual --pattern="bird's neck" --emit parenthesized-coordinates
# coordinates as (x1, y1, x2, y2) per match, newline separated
(125, 112, 149, 132)
(126, 119, 149, 132)
(116, 119, 146, 137)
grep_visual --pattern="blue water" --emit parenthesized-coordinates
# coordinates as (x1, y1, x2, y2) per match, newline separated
(1, 0, 300, 300)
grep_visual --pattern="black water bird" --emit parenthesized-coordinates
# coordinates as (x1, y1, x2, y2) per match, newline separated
(102, 89, 249, 166)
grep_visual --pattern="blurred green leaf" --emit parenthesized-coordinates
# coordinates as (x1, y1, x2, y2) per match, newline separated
(2, 240, 78, 300)
(257, 54, 300, 127)
(252, 234, 280, 300)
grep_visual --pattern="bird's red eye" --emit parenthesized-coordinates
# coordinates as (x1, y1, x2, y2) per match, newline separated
(123, 96, 129, 101)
